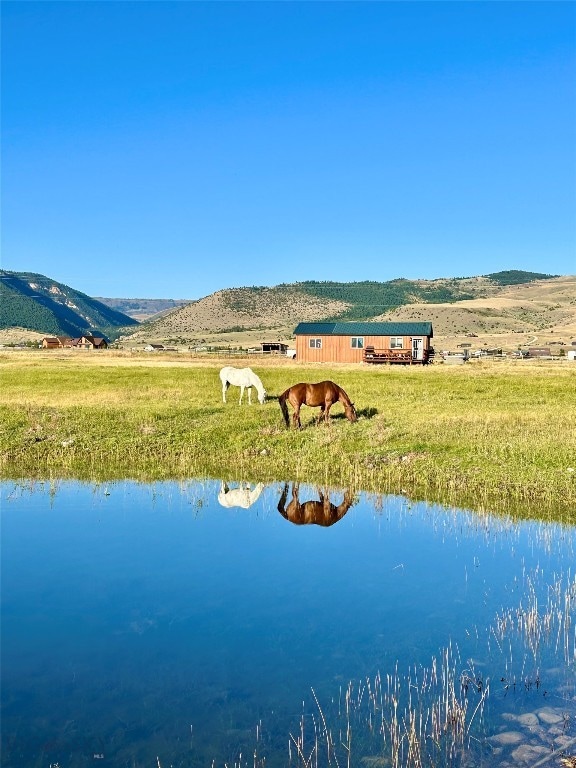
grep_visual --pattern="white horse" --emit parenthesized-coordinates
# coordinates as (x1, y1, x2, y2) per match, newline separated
(218, 482, 264, 509)
(219, 366, 266, 405)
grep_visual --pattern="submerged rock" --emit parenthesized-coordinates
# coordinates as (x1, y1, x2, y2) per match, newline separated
(490, 731, 524, 746)
(502, 711, 539, 728)
(510, 743, 549, 763)
(517, 713, 540, 728)
(536, 706, 564, 725)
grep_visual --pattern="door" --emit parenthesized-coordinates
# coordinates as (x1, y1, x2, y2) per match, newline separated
(412, 338, 423, 361)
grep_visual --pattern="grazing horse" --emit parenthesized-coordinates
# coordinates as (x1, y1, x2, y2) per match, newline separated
(278, 380, 357, 429)
(219, 366, 266, 405)
(218, 481, 264, 509)
(277, 483, 355, 527)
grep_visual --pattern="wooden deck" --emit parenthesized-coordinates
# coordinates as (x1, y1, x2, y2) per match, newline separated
(363, 347, 427, 365)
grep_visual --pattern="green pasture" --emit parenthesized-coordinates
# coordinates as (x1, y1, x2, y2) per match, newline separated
(1, 354, 575, 521)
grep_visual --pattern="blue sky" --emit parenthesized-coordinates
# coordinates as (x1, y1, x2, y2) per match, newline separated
(2, 1, 575, 300)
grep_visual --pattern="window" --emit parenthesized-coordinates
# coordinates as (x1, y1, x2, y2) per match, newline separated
(351, 337, 364, 349)
(309, 338, 322, 349)
(390, 337, 404, 349)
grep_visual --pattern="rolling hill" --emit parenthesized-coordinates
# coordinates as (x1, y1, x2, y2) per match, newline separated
(0, 270, 139, 338)
(376, 275, 576, 349)
(123, 270, 575, 350)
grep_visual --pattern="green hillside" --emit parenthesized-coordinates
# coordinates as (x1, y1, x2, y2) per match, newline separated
(0, 271, 139, 337)
(292, 279, 474, 320)
(484, 270, 558, 286)
(291, 271, 557, 320)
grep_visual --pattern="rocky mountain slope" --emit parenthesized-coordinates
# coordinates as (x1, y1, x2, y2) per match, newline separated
(0, 270, 138, 337)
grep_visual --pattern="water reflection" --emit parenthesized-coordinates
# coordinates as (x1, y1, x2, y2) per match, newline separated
(1, 479, 574, 768)
(277, 482, 356, 526)
(217, 480, 264, 508)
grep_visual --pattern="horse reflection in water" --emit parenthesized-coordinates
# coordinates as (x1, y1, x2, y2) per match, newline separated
(218, 481, 264, 509)
(277, 483, 356, 527)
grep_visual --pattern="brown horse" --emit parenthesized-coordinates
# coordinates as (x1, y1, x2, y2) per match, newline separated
(277, 483, 356, 527)
(278, 380, 357, 429)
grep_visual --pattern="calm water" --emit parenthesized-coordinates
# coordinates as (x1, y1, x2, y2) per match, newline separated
(1, 480, 574, 767)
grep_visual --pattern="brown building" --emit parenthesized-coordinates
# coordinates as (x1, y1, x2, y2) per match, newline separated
(74, 335, 108, 349)
(527, 347, 552, 358)
(41, 336, 73, 349)
(293, 321, 434, 364)
(42, 335, 108, 350)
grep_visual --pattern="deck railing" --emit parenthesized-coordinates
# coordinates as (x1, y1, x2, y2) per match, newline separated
(363, 347, 428, 364)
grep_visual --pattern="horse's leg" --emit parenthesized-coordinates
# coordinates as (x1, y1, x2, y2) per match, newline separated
(316, 405, 325, 425)
(293, 483, 300, 507)
(247, 386, 252, 405)
(293, 404, 301, 429)
(325, 402, 332, 424)
(222, 381, 228, 403)
(277, 483, 289, 518)
(239, 385, 244, 404)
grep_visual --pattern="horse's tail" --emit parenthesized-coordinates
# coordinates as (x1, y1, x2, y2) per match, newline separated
(278, 390, 290, 428)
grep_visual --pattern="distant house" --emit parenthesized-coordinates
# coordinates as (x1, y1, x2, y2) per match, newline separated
(144, 344, 165, 352)
(42, 337, 60, 349)
(42, 336, 74, 349)
(293, 322, 434, 364)
(73, 335, 109, 350)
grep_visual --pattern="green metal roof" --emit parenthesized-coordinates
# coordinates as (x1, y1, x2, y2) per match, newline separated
(293, 321, 433, 337)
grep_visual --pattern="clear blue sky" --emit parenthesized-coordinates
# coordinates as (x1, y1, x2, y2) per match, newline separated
(2, 1, 575, 300)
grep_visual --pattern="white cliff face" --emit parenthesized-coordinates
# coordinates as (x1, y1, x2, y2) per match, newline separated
(29, 282, 66, 298)
(28, 280, 88, 319)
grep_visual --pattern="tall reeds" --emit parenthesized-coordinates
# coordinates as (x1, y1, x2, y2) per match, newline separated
(279, 565, 574, 768)
(285, 643, 488, 768)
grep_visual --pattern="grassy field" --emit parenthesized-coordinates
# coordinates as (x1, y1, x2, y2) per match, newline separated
(1, 351, 575, 522)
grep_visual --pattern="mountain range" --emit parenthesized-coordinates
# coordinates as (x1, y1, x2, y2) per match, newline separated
(2, 269, 575, 350)
(0, 270, 138, 338)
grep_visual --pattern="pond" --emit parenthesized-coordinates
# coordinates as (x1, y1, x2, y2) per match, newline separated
(1, 479, 575, 767)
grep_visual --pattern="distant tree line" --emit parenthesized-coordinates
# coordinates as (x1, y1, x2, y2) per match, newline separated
(293, 280, 475, 320)
(485, 270, 557, 286)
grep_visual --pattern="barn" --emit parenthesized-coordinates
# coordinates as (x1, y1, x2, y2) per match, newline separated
(258, 342, 289, 355)
(293, 321, 434, 364)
